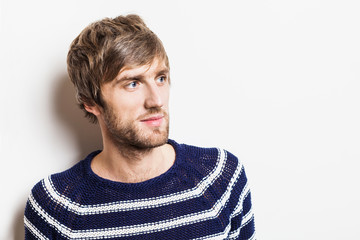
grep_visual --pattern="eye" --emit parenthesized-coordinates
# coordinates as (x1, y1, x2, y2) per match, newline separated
(156, 76, 166, 85)
(125, 81, 139, 90)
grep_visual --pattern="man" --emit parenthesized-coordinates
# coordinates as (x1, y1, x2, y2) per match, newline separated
(24, 14, 255, 239)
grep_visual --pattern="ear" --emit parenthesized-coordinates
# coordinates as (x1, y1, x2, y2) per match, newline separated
(84, 103, 102, 117)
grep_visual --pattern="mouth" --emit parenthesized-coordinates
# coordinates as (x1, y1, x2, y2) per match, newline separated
(140, 115, 164, 127)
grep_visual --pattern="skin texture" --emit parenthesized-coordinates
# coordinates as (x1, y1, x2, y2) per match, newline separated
(84, 58, 175, 183)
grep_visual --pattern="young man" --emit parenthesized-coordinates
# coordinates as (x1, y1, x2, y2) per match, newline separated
(24, 14, 255, 239)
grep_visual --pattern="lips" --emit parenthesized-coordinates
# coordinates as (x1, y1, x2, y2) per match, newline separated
(140, 115, 164, 127)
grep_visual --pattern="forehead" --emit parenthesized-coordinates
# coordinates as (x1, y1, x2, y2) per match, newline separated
(118, 57, 169, 78)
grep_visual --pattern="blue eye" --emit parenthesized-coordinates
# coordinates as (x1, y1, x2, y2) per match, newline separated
(157, 76, 166, 84)
(127, 81, 138, 89)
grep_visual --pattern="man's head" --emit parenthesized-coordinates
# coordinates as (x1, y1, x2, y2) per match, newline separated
(67, 14, 169, 123)
(67, 14, 170, 150)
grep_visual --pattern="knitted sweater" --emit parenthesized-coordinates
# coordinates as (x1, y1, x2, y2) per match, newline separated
(24, 140, 255, 239)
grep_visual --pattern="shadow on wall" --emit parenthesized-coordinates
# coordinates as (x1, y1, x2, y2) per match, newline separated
(53, 73, 103, 162)
(12, 205, 26, 240)
(12, 73, 102, 240)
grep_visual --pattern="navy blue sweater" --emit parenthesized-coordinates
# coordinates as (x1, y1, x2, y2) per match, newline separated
(25, 140, 255, 239)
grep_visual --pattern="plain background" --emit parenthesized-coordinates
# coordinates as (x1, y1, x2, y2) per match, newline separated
(1, 0, 360, 239)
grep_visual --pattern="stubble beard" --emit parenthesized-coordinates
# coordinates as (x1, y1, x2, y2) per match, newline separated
(103, 106, 169, 155)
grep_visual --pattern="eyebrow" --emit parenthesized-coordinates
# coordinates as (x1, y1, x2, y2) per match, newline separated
(116, 68, 169, 83)
(156, 69, 170, 77)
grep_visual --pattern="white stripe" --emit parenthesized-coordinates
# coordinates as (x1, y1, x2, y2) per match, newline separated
(28, 194, 73, 238)
(30, 151, 244, 239)
(228, 227, 240, 240)
(249, 231, 257, 240)
(241, 208, 254, 228)
(43, 149, 227, 215)
(230, 182, 250, 219)
(195, 171, 250, 240)
(228, 208, 254, 240)
(227, 180, 252, 240)
(24, 216, 50, 240)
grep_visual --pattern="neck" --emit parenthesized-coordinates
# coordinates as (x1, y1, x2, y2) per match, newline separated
(91, 134, 175, 183)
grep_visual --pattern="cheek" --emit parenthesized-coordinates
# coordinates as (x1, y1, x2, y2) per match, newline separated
(116, 97, 145, 117)
(161, 87, 170, 106)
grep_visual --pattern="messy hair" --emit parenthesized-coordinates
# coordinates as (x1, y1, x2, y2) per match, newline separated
(67, 14, 169, 123)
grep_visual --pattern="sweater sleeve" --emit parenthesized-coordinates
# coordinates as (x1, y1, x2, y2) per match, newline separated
(227, 154, 256, 240)
(24, 179, 59, 240)
(229, 191, 255, 239)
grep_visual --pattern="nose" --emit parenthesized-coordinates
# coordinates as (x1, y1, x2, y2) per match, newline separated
(144, 83, 163, 109)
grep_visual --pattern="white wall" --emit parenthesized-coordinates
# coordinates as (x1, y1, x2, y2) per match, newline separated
(1, 0, 360, 239)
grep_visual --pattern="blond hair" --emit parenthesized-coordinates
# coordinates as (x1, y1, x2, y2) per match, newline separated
(67, 14, 169, 123)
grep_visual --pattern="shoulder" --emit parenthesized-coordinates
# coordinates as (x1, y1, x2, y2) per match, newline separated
(28, 151, 99, 205)
(170, 140, 251, 209)
(169, 139, 244, 180)
(170, 139, 241, 164)
(24, 152, 98, 237)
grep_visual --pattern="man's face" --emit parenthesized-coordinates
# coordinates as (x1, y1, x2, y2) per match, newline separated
(99, 57, 170, 150)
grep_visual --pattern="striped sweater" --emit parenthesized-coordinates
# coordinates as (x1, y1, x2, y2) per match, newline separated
(24, 140, 255, 239)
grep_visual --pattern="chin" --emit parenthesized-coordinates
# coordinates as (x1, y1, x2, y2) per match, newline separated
(105, 116, 170, 150)
(137, 130, 169, 149)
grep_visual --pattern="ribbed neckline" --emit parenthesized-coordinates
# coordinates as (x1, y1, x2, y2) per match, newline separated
(83, 139, 182, 190)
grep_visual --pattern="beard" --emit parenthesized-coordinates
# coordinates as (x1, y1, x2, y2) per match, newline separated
(102, 105, 169, 151)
